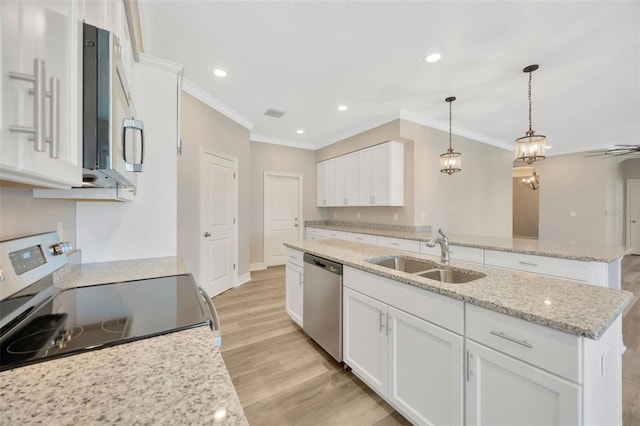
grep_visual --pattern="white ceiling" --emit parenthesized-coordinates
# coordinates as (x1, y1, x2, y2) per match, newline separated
(139, 1, 639, 155)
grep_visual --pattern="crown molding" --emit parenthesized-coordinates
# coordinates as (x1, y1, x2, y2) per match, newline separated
(251, 134, 316, 150)
(137, 53, 184, 75)
(182, 79, 254, 130)
(399, 108, 513, 152)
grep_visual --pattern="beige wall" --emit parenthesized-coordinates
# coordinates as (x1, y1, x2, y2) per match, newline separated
(0, 183, 76, 246)
(403, 120, 513, 237)
(537, 152, 626, 246)
(249, 141, 323, 266)
(316, 120, 416, 226)
(512, 177, 539, 238)
(179, 93, 251, 282)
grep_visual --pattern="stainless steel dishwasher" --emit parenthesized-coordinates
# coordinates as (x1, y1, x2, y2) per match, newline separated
(303, 253, 343, 362)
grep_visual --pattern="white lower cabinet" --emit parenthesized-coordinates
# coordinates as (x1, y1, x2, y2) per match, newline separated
(343, 286, 463, 425)
(285, 249, 304, 327)
(465, 340, 581, 426)
(343, 287, 388, 396)
(387, 306, 463, 426)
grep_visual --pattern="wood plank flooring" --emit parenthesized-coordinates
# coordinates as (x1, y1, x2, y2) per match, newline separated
(214, 256, 640, 425)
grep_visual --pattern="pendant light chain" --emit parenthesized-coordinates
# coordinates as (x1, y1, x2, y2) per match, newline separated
(449, 99, 453, 151)
(528, 70, 533, 133)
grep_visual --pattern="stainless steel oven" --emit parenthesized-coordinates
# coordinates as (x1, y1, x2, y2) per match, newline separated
(0, 232, 220, 371)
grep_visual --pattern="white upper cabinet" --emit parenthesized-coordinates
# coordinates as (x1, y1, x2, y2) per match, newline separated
(318, 141, 404, 207)
(359, 141, 404, 206)
(1, 0, 81, 188)
(335, 152, 359, 206)
(316, 158, 336, 207)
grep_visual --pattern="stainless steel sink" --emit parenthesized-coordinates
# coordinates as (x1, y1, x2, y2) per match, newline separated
(367, 257, 439, 273)
(418, 268, 484, 284)
(366, 256, 485, 284)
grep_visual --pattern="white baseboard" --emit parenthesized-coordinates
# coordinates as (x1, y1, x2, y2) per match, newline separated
(250, 262, 266, 271)
(236, 272, 251, 287)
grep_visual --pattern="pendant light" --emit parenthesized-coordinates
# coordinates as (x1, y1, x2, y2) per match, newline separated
(522, 169, 540, 190)
(440, 96, 461, 175)
(515, 64, 546, 164)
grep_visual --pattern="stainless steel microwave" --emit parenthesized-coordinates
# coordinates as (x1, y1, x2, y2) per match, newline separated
(82, 23, 143, 188)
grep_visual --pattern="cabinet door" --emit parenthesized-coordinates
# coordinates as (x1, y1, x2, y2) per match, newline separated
(285, 263, 303, 327)
(359, 148, 374, 205)
(373, 143, 390, 205)
(345, 152, 360, 205)
(343, 287, 388, 396)
(316, 159, 336, 207)
(387, 306, 463, 426)
(1, 0, 81, 188)
(466, 341, 581, 426)
(335, 155, 348, 206)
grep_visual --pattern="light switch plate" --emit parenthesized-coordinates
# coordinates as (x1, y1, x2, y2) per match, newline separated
(56, 221, 64, 240)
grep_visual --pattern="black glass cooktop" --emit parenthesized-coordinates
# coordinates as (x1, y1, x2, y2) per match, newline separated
(0, 274, 211, 371)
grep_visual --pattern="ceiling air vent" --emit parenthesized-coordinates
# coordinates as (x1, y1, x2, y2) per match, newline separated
(264, 107, 288, 118)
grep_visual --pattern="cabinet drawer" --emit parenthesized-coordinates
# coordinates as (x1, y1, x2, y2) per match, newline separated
(420, 243, 484, 264)
(324, 229, 347, 240)
(346, 232, 378, 245)
(377, 236, 420, 253)
(286, 248, 303, 267)
(344, 267, 463, 334)
(449, 245, 484, 264)
(484, 250, 589, 281)
(466, 304, 581, 383)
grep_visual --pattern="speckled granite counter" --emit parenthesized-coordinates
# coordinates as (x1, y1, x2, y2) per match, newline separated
(285, 239, 632, 339)
(1, 256, 248, 425)
(306, 221, 631, 262)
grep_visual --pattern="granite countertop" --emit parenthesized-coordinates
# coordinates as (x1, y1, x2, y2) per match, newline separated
(1, 256, 248, 425)
(305, 221, 631, 262)
(285, 239, 633, 340)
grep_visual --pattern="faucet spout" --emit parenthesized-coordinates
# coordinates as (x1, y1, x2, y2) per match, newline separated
(425, 229, 451, 265)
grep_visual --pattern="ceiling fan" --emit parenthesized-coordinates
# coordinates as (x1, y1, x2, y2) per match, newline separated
(586, 144, 640, 158)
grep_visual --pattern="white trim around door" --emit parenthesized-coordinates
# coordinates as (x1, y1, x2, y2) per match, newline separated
(627, 178, 640, 255)
(263, 171, 304, 267)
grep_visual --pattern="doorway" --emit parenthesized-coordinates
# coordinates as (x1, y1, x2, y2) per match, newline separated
(513, 166, 540, 239)
(264, 171, 303, 267)
(200, 150, 238, 297)
(628, 179, 640, 255)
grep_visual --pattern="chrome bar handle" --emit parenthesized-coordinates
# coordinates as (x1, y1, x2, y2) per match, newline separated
(490, 330, 534, 349)
(8, 58, 46, 152)
(33, 59, 46, 152)
(49, 77, 60, 158)
(199, 287, 220, 332)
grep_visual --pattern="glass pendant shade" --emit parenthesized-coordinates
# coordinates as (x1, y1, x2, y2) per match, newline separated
(515, 131, 546, 164)
(440, 148, 462, 175)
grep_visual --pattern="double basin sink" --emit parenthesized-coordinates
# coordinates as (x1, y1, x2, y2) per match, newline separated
(366, 256, 485, 284)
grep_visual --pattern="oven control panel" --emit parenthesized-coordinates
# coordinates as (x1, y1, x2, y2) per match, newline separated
(9, 245, 47, 276)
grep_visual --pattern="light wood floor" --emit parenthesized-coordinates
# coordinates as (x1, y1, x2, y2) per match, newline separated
(214, 256, 640, 426)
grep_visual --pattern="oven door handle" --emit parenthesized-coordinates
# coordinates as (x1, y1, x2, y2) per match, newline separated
(198, 287, 220, 337)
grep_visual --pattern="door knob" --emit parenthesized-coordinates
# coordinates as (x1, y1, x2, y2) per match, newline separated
(204, 232, 211, 237)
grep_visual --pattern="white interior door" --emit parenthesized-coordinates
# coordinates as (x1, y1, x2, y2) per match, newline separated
(200, 151, 237, 296)
(628, 179, 640, 255)
(264, 172, 302, 266)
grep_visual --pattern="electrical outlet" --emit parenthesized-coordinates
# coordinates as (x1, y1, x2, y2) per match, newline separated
(333, 211, 337, 218)
(420, 213, 426, 221)
(356, 212, 361, 219)
(393, 213, 398, 221)
(56, 222, 64, 240)
(570, 211, 577, 218)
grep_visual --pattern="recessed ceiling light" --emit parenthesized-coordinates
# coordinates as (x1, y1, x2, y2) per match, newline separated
(296, 129, 304, 134)
(424, 53, 441, 63)
(337, 105, 348, 111)
(213, 69, 227, 77)
(546, 146, 553, 149)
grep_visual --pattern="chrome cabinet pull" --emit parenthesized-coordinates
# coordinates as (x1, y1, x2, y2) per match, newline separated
(9, 59, 46, 152)
(9, 59, 60, 158)
(49, 77, 60, 158)
(379, 311, 385, 332)
(518, 261, 538, 267)
(466, 351, 471, 381)
(490, 330, 534, 349)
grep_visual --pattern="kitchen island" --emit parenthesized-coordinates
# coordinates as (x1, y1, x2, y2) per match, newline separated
(285, 239, 632, 425)
(0, 256, 248, 426)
